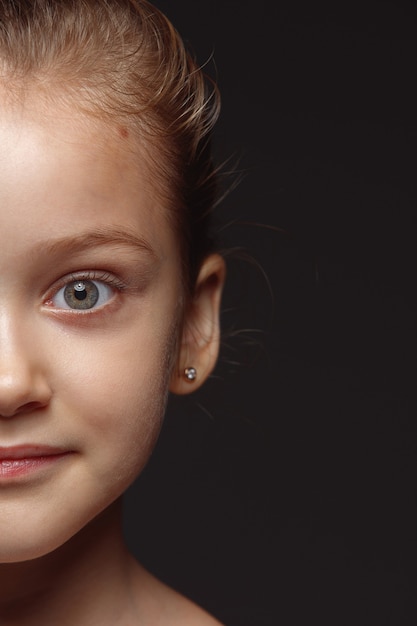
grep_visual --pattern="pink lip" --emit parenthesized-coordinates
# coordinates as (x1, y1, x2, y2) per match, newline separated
(0, 445, 72, 479)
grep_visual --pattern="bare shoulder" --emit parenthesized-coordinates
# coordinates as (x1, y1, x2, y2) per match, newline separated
(129, 560, 224, 625)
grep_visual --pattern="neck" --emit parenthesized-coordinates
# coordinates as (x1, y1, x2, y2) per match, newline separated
(0, 499, 138, 625)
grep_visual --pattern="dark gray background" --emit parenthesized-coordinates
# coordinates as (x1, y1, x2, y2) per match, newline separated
(123, 2, 416, 624)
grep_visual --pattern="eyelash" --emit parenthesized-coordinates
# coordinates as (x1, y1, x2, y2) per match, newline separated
(70, 271, 126, 291)
(46, 270, 127, 313)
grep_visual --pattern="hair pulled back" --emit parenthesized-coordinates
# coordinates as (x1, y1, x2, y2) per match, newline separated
(0, 0, 220, 294)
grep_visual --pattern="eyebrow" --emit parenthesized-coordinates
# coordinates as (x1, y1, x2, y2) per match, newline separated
(33, 227, 158, 260)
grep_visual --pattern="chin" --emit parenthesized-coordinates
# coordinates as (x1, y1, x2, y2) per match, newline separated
(0, 514, 97, 565)
(0, 539, 59, 564)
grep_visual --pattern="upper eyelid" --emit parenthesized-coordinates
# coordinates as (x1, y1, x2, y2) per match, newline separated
(48, 270, 126, 291)
(43, 270, 127, 304)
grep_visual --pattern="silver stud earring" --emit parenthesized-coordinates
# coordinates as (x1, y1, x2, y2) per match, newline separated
(184, 367, 197, 381)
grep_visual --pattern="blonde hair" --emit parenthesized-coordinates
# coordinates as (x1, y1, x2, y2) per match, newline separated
(0, 0, 221, 293)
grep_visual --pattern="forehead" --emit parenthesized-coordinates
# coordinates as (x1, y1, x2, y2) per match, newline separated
(0, 89, 178, 262)
(1, 89, 143, 193)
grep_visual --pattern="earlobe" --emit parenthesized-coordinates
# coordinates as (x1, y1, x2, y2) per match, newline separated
(169, 254, 225, 395)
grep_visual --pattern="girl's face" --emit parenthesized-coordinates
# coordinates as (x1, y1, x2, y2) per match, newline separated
(0, 91, 218, 562)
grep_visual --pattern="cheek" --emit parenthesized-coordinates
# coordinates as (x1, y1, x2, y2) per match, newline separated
(0, 323, 178, 563)
(55, 322, 175, 486)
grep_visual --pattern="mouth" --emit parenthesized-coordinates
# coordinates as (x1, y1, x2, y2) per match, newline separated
(0, 445, 73, 479)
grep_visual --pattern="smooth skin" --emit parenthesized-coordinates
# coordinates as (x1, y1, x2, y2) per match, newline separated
(0, 89, 224, 625)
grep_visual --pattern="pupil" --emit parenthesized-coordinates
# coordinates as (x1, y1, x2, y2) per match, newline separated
(75, 289, 87, 300)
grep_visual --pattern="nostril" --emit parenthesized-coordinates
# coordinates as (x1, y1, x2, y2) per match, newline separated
(18, 401, 49, 415)
(0, 401, 49, 419)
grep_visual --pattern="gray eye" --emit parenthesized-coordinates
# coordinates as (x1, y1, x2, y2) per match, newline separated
(53, 279, 113, 311)
(63, 281, 99, 310)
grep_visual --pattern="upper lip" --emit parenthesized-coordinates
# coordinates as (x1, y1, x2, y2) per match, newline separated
(0, 445, 69, 460)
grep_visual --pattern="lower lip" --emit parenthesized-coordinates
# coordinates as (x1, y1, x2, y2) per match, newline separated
(0, 454, 70, 479)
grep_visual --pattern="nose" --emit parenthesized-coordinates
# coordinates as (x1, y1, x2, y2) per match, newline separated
(0, 316, 52, 418)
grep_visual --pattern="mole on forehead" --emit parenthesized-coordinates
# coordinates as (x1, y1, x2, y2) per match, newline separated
(118, 125, 129, 139)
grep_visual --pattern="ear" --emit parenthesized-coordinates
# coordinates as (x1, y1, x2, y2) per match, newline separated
(169, 253, 225, 395)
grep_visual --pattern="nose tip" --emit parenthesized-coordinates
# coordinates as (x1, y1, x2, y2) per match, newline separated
(0, 315, 52, 419)
(0, 373, 52, 418)
(0, 355, 52, 419)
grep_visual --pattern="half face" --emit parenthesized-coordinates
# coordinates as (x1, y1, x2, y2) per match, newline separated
(0, 91, 188, 562)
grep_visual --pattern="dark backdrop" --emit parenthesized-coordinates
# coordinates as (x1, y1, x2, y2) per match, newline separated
(123, 2, 417, 625)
